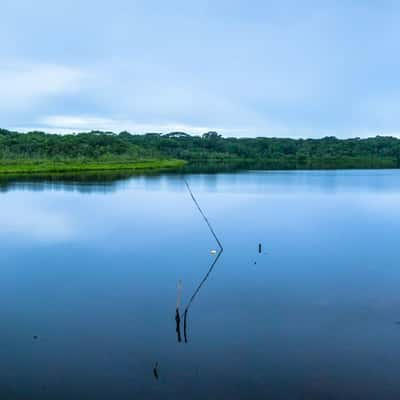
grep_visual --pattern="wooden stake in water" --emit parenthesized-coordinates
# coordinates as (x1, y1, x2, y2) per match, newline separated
(259, 243, 262, 254)
(176, 280, 183, 343)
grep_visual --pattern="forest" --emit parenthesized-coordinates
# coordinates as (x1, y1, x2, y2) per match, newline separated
(1, 128, 400, 172)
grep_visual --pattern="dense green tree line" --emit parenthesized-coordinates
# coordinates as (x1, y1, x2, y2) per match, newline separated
(1, 128, 400, 170)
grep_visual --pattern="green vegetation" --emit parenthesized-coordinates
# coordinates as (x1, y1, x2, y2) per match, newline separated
(1, 128, 400, 173)
(0, 128, 186, 173)
(0, 159, 185, 174)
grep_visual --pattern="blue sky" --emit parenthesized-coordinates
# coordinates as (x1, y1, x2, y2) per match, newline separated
(1, 0, 400, 137)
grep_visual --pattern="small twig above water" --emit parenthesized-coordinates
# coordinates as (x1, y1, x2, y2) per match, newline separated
(153, 361, 159, 380)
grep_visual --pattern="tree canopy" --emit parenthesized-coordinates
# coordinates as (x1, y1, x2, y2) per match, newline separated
(1, 128, 400, 170)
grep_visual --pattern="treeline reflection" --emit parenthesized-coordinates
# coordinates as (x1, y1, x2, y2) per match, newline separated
(0, 171, 159, 193)
(1, 167, 400, 194)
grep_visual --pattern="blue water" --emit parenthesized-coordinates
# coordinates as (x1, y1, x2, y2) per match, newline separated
(1, 170, 400, 399)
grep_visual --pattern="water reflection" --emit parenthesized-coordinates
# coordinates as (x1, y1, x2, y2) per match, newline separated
(0, 171, 164, 194)
(2, 170, 400, 399)
(181, 178, 224, 343)
(183, 249, 223, 343)
(2, 169, 400, 195)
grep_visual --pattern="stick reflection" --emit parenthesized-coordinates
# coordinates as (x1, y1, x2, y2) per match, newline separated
(182, 177, 224, 343)
(183, 248, 223, 343)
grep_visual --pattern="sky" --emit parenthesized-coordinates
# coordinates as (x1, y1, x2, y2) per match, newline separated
(1, 0, 400, 138)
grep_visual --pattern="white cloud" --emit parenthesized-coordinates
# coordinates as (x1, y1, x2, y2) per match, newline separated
(12, 113, 324, 138)
(16, 113, 396, 139)
(0, 63, 84, 111)
(32, 114, 228, 136)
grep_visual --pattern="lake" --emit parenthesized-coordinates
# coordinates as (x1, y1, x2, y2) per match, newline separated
(1, 169, 400, 399)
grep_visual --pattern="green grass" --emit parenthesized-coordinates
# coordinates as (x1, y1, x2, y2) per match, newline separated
(0, 159, 186, 174)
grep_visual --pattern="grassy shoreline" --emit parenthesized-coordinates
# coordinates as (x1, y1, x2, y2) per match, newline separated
(0, 159, 186, 174)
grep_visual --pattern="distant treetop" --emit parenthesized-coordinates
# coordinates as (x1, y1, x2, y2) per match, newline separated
(202, 131, 220, 139)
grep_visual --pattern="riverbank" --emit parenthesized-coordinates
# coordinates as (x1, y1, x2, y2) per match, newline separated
(0, 159, 186, 174)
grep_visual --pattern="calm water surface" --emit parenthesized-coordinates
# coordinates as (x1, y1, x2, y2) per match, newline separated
(1, 170, 400, 399)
